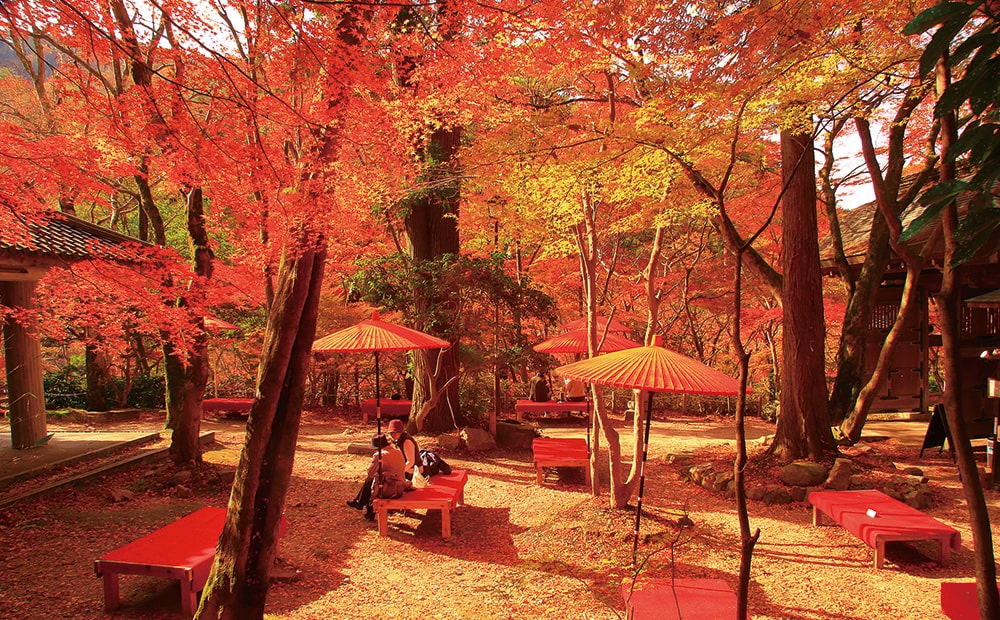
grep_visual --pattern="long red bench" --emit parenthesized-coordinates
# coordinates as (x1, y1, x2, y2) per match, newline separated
(514, 399, 589, 421)
(372, 468, 468, 538)
(808, 489, 960, 569)
(94, 507, 286, 617)
(201, 398, 254, 414)
(532, 437, 591, 486)
(621, 577, 749, 619)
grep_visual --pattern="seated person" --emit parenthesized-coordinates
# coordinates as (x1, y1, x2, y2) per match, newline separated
(563, 377, 587, 402)
(528, 371, 550, 402)
(347, 433, 409, 520)
(387, 418, 420, 480)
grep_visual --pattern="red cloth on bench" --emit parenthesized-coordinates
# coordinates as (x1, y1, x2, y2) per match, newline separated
(98, 506, 224, 579)
(621, 578, 747, 620)
(809, 489, 960, 552)
(941, 582, 1000, 619)
(202, 398, 253, 413)
(532, 437, 589, 460)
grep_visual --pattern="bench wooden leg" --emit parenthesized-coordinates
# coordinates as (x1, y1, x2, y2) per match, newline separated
(938, 537, 952, 565)
(441, 507, 451, 538)
(101, 571, 121, 611)
(376, 503, 389, 537)
(583, 464, 592, 487)
(874, 539, 886, 569)
(535, 464, 543, 486)
(180, 573, 197, 617)
(812, 507, 825, 526)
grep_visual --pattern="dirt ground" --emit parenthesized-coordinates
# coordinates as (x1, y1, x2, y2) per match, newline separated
(0, 408, 997, 619)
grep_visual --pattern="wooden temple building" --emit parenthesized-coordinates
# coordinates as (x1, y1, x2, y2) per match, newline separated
(822, 199, 1000, 438)
(0, 211, 145, 449)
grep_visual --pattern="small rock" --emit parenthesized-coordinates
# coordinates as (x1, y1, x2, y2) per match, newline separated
(905, 488, 934, 510)
(789, 486, 808, 502)
(779, 461, 828, 487)
(175, 485, 192, 498)
(902, 466, 924, 476)
(761, 485, 793, 504)
(461, 427, 496, 452)
(110, 488, 134, 502)
(746, 486, 766, 501)
(270, 567, 301, 583)
(437, 434, 462, 451)
(825, 458, 853, 490)
(170, 469, 193, 485)
(849, 474, 874, 490)
(346, 442, 371, 456)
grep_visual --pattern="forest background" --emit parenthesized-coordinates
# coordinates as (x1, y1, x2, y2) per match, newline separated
(1, 0, 999, 618)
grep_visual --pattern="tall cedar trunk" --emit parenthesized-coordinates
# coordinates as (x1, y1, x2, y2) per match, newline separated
(770, 123, 837, 461)
(166, 187, 213, 464)
(196, 237, 326, 619)
(934, 54, 1000, 619)
(405, 126, 462, 432)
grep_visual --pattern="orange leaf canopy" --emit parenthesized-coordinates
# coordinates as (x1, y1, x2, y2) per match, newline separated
(560, 315, 632, 333)
(533, 329, 640, 354)
(554, 336, 739, 395)
(312, 311, 449, 353)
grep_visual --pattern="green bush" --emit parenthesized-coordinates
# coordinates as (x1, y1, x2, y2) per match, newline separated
(43, 366, 86, 409)
(42, 367, 165, 410)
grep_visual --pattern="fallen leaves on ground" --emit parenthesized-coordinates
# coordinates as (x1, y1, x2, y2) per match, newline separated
(0, 408, 997, 619)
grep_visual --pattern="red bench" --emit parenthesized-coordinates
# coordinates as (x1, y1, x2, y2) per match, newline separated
(372, 468, 468, 538)
(515, 399, 589, 422)
(808, 489, 960, 569)
(941, 582, 1000, 619)
(201, 398, 254, 415)
(94, 507, 286, 617)
(532, 437, 591, 486)
(360, 398, 411, 423)
(621, 577, 749, 619)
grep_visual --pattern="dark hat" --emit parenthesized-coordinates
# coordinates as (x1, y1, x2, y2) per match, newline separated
(388, 419, 405, 434)
(369, 434, 390, 450)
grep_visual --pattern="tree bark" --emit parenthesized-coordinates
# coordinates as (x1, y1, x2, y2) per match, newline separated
(85, 337, 110, 412)
(166, 187, 213, 464)
(1, 280, 48, 449)
(405, 126, 462, 432)
(933, 53, 1000, 620)
(196, 235, 326, 619)
(770, 122, 837, 462)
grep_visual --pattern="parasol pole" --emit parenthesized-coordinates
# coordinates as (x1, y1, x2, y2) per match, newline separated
(632, 390, 655, 566)
(375, 350, 383, 499)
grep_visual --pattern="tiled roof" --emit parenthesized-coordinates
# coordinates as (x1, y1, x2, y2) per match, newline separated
(0, 211, 148, 262)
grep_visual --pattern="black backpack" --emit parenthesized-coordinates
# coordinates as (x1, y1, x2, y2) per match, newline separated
(419, 449, 451, 476)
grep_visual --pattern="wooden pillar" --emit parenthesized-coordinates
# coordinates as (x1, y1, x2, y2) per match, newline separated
(1, 280, 48, 449)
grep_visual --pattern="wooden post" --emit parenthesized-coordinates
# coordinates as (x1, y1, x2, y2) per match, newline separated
(1, 280, 48, 449)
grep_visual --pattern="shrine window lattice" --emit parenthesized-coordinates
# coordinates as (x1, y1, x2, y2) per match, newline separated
(871, 304, 899, 331)
(962, 306, 1000, 338)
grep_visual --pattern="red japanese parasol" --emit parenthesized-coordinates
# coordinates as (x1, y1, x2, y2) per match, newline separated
(313, 311, 449, 493)
(533, 329, 640, 355)
(560, 315, 632, 333)
(555, 335, 739, 564)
